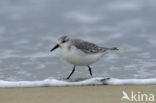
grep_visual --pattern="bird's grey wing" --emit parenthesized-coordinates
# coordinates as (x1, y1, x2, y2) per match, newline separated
(71, 39, 106, 54)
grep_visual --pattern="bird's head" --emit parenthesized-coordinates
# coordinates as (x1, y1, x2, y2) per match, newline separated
(50, 35, 70, 52)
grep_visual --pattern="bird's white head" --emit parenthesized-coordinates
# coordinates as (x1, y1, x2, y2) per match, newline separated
(50, 35, 70, 52)
(57, 35, 70, 45)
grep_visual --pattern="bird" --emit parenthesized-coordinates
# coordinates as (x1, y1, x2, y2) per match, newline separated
(50, 35, 119, 80)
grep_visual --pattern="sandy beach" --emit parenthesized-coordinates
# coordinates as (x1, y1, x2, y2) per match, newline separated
(0, 85, 156, 103)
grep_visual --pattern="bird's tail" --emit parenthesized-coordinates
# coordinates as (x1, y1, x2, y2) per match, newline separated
(110, 47, 119, 50)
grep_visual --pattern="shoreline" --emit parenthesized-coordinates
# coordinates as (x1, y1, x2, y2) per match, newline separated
(0, 85, 156, 103)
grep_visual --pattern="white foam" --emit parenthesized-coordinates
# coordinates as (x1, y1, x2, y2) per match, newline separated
(107, 78, 156, 85)
(0, 77, 156, 88)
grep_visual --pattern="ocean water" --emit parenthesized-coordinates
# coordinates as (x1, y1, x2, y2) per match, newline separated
(0, 0, 156, 84)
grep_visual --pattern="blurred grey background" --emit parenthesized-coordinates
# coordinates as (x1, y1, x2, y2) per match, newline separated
(0, 0, 156, 81)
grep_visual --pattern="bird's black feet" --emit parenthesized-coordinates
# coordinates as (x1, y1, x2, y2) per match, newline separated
(66, 66, 75, 80)
(88, 66, 92, 76)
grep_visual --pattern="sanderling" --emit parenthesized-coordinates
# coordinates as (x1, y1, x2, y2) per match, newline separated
(50, 35, 119, 79)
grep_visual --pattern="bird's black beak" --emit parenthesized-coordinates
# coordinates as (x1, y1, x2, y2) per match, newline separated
(50, 44, 59, 52)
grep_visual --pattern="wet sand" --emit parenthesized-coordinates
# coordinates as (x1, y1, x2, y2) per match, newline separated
(0, 85, 156, 103)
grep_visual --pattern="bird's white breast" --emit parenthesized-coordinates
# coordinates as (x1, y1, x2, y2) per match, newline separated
(59, 45, 105, 66)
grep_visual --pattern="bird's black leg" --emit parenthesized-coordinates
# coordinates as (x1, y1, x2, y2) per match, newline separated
(88, 66, 92, 76)
(66, 66, 76, 80)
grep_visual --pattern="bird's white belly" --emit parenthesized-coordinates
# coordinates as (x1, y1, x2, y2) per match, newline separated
(59, 47, 105, 66)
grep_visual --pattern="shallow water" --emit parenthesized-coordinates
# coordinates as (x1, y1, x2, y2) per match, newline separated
(0, 0, 156, 81)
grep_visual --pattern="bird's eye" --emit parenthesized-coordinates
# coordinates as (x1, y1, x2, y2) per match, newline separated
(62, 40, 66, 43)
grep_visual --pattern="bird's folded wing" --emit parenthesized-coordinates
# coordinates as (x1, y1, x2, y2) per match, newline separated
(71, 39, 107, 54)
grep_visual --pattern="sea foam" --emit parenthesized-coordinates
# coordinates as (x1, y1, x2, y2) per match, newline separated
(0, 77, 156, 88)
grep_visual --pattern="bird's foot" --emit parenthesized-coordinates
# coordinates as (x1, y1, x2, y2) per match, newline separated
(100, 77, 110, 81)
